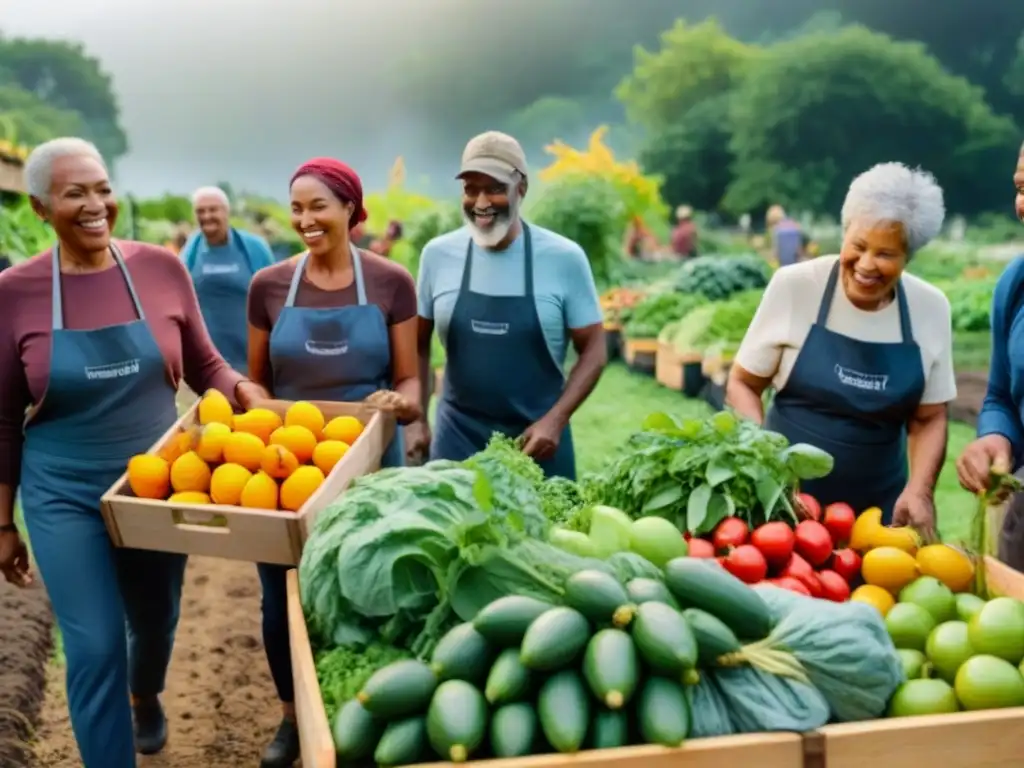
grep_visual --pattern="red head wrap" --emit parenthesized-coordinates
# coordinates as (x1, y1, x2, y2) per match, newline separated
(291, 157, 368, 229)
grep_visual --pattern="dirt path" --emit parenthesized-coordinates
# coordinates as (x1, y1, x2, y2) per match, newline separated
(33, 556, 280, 767)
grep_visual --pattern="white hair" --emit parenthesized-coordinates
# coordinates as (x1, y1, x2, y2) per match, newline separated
(24, 137, 106, 204)
(191, 186, 230, 210)
(841, 162, 945, 256)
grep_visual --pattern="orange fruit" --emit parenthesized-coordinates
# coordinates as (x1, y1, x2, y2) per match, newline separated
(158, 427, 199, 464)
(168, 491, 211, 505)
(861, 547, 919, 594)
(312, 440, 349, 475)
(850, 584, 897, 617)
(209, 463, 253, 506)
(223, 431, 266, 472)
(233, 408, 283, 444)
(240, 471, 279, 509)
(127, 454, 171, 499)
(261, 444, 300, 479)
(279, 466, 325, 512)
(198, 389, 234, 427)
(195, 423, 231, 463)
(285, 401, 325, 438)
(915, 544, 975, 593)
(170, 451, 211, 493)
(270, 425, 317, 464)
(323, 415, 363, 444)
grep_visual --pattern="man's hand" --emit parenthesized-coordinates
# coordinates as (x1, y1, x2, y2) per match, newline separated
(0, 529, 32, 588)
(235, 380, 272, 410)
(365, 390, 420, 424)
(892, 487, 937, 543)
(405, 420, 431, 463)
(957, 434, 1013, 495)
(521, 413, 565, 462)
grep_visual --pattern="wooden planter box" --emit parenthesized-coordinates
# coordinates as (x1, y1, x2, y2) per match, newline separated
(624, 338, 658, 375)
(656, 343, 705, 397)
(285, 570, 805, 768)
(603, 321, 622, 361)
(100, 399, 392, 565)
(0, 156, 24, 193)
(805, 556, 1024, 768)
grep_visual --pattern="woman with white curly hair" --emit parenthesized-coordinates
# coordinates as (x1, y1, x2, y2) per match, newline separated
(727, 163, 956, 535)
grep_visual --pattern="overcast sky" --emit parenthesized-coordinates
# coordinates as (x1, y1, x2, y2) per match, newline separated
(0, 0, 565, 199)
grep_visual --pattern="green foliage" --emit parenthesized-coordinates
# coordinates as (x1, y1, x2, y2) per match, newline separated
(0, 196, 51, 262)
(0, 84, 85, 146)
(937, 278, 997, 332)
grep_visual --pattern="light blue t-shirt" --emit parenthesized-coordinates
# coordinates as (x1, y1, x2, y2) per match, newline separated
(417, 223, 603, 367)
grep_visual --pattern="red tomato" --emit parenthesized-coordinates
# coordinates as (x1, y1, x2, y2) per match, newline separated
(687, 538, 716, 558)
(774, 576, 812, 596)
(796, 493, 822, 521)
(830, 548, 862, 583)
(750, 522, 796, 566)
(713, 517, 749, 553)
(817, 569, 852, 602)
(723, 545, 768, 584)
(793, 520, 833, 567)
(780, 553, 823, 597)
(823, 503, 857, 547)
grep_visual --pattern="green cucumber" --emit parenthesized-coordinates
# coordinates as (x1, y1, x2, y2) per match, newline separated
(638, 676, 690, 747)
(664, 557, 772, 640)
(582, 629, 639, 709)
(538, 669, 590, 753)
(331, 699, 383, 760)
(357, 659, 438, 719)
(520, 607, 590, 671)
(630, 601, 699, 684)
(626, 577, 680, 609)
(490, 702, 539, 758)
(485, 648, 533, 705)
(374, 716, 428, 767)
(682, 608, 742, 665)
(431, 622, 493, 683)
(473, 595, 554, 646)
(590, 708, 630, 749)
(426, 680, 487, 763)
(564, 569, 635, 627)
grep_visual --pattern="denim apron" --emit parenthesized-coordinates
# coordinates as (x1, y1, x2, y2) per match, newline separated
(19, 244, 185, 767)
(430, 225, 576, 479)
(258, 245, 403, 703)
(764, 261, 925, 523)
(189, 233, 253, 372)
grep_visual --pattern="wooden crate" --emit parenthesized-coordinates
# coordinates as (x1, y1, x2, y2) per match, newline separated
(100, 399, 392, 565)
(286, 571, 805, 768)
(0, 156, 24, 193)
(603, 322, 622, 362)
(806, 556, 1024, 768)
(624, 338, 658, 375)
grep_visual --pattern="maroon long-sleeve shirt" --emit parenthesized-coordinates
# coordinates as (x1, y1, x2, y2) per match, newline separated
(0, 241, 244, 486)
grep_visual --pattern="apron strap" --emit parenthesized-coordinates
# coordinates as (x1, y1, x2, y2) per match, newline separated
(459, 223, 533, 295)
(284, 252, 309, 308)
(815, 260, 841, 326)
(51, 242, 144, 331)
(350, 244, 368, 306)
(895, 280, 914, 343)
(815, 260, 913, 342)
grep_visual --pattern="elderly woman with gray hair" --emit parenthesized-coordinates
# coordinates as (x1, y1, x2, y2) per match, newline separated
(0, 137, 268, 767)
(727, 162, 956, 535)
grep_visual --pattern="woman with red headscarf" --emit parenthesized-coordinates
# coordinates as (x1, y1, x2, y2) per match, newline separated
(245, 158, 421, 767)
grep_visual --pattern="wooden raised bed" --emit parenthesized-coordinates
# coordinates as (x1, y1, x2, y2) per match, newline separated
(0, 156, 24, 193)
(603, 321, 622, 361)
(624, 338, 658, 375)
(656, 342, 705, 397)
(805, 556, 1024, 768)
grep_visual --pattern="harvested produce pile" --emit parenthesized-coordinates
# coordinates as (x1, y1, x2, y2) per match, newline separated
(659, 288, 763, 357)
(621, 291, 707, 339)
(126, 391, 364, 512)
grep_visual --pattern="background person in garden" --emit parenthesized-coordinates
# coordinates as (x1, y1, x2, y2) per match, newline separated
(957, 139, 1024, 571)
(180, 186, 275, 372)
(671, 204, 698, 258)
(767, 204, 805, 267)
(726, 162, 956, 536)
(408, 131, 607, 478)
(0, 137, 268, 767)
(245, 156, 420, 767)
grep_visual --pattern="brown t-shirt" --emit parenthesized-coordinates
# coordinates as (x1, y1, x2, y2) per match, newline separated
(247, 249, 417, 332)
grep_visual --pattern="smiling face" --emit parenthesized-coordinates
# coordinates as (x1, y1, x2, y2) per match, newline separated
(838, 220, 908, 310)
(33, 153, 117, 256)
(194, 193, 230, 245)
(1015, 147, 1024, 222)
(290, 175, 355, 257)
(461, 171, 522, 248)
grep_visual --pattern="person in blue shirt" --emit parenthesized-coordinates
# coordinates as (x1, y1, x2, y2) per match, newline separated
(767, 204, 805, 267)
(180, 187, 275, 372)
(956, 141, 1024, 569)
(407, 131, 607, 478)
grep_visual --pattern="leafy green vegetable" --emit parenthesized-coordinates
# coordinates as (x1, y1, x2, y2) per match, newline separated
(936, 278, 996, 332)
(315, 643, 412, 722)
(622, 291, 708, 339)
(539, 476, 585, 526)
(673, 254, 772, 301)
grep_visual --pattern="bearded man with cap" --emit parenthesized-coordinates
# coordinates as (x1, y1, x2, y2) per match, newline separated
(408, 131, 606, 478)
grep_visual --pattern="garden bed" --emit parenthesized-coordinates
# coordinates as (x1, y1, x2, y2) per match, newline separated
(949, 371, 989, 428)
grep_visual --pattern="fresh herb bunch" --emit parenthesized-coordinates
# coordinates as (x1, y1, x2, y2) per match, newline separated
(622, 291, 708, 339)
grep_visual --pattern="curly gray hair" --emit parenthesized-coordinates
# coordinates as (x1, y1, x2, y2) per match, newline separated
(840, 162, 945, 257)
(24, 137, 107, 205)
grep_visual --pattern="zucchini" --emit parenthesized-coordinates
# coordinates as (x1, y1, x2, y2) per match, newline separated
(473, 595, 554, 646)
(682, 608, 742, 665)
(431, 622, 493, 683)
(590, 708, 630, 749)
(485, 648, 533, 705)
(664, 557, 773, 639)
(520, 607, 590, 671)
(630, 601, 699, 684)
(626, 577, 680, 609)
(564, 570, 635, 627)
(638, 676, 690, 747)
(374, 716, 428, 767)
(490, 702, 539, 758)
(331, 699, 383, 760)
(582, 629, 639, 709)
(538, 669, 590, 753)
(426, 680, 487, 763)
(357, 659, 438, 719)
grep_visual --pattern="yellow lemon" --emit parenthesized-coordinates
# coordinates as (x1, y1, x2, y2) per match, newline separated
(209, 463, 253, 506)
(197, 389, 234, 427)
(240, 471, 279, 509)
(322, 415, 364, 444)
(270, 425, 318, 464)
(233, 408, 283, 445)
(861, 547, 919, 594)
(285, 401, 325, 437)
(127, 454, 171, 499)
(222, 431, 266, 472)
(312, 440, 349, 475)
(170, 451, 211, 494)
(168, 491, 212, 505)
(260, 444, 300, 479)
(195, 422, 232, 463)
(850, 584, 897, 617)
(915, 544, 975, 593)
(279, 466, 325, 512)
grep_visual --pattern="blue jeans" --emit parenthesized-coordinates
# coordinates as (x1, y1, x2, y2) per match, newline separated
(257, 563, 293, 703)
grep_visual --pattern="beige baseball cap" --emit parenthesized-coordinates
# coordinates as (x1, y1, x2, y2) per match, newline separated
(457, 131, 528, 184)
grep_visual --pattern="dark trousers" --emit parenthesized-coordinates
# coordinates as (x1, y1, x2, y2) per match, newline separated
(257, 562, 293, 702)
(999, 468, 1024, 571)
